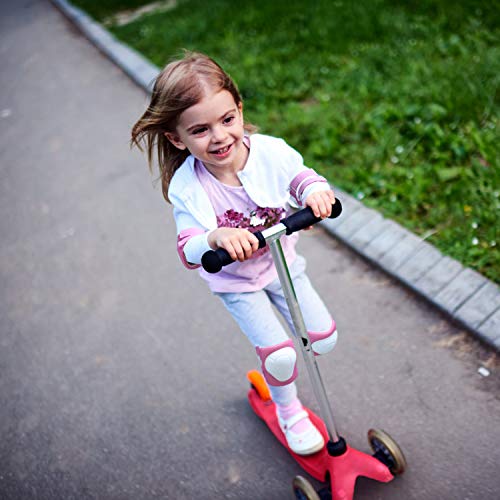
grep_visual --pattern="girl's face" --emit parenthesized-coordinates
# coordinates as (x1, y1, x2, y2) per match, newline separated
(165, 89, 247, 176)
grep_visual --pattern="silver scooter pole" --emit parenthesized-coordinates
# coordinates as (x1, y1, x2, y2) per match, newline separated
(202, 201, 344, 445)
(262, 223, 340, 444)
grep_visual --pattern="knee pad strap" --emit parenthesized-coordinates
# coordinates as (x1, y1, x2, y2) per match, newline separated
(309, 319, 338, 356)
(256, 339, 298, 387)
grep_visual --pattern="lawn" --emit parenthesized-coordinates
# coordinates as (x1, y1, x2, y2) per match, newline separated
(73, 0, 499, 284)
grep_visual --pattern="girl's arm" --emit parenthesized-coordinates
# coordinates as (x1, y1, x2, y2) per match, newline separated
(276, 138, 334, 211)
(289, 167, 332, 206)
(172, 201, 212, 269)
(177, 227, 210, 269)
(174, 207, 260, 268)
(282, 140, 336, 219)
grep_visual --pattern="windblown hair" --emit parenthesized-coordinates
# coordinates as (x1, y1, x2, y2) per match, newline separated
(131, 51, 255, 203)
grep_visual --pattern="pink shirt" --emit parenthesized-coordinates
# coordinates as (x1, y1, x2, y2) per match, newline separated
(195, 159, 298, 293)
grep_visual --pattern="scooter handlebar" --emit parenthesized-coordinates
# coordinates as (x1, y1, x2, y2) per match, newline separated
(282, 199, 342, 235)
(201, 199, 342, 274)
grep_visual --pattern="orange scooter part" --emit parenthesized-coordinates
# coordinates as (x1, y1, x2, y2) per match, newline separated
(247, 370, 272, 402)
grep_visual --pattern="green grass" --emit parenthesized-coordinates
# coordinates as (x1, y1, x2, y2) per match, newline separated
(73, 0, 500, 284)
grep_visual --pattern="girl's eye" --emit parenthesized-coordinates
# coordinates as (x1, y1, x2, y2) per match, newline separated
(192, 127, 207, 135)
(223, 115, 235, 125)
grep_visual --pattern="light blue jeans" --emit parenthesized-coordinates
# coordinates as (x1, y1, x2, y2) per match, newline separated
(215, 256, 334, 406)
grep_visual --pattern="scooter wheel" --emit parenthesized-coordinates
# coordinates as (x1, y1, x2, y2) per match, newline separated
(247, 370, 272, 402)
(292, 476, 320, 500)
(368, 428, 407, 476)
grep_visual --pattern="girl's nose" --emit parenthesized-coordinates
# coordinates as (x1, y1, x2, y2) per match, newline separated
(212, 124, 227, 143)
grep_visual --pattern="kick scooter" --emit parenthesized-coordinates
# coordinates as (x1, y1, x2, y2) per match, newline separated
(201, 200, 407, 499)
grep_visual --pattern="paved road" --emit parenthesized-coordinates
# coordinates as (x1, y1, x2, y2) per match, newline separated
(1, 1, 499, 499)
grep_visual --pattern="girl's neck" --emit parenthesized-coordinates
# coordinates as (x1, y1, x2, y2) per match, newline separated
(211, 170, 243, 187)
(202, 140, 249, 187)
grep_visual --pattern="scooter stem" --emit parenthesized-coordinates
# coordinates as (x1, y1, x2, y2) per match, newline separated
(268, 237, 341, 445)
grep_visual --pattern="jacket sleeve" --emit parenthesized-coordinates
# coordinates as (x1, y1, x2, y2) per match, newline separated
(170, 195, 212, 270)
(279, 139, 330, 206)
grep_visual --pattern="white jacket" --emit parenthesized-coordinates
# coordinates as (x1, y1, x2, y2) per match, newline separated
(168, 134, 329, 267)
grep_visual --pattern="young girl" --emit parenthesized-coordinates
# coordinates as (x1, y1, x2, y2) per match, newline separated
(131, 51, 338, 456)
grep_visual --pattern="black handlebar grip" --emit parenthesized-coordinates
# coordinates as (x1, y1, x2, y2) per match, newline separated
(201, 231, 266, 274)
(201, 200, 342, 273)
(201, 247, 233, 274)
(282, 199, 342, 235)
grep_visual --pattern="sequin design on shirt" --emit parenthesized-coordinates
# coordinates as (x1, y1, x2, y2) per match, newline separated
(217, 207, 285, 258)
(216, 207, 284, 230)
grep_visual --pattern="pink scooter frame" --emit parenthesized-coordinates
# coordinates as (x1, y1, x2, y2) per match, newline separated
(247, 375, 393, 499)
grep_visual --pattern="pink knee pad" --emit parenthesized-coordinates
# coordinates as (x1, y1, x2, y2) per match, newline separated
(256, 339, 298, 387)
(309, 319, 338, 356)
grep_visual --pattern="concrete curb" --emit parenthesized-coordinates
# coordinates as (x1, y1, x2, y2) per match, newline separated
(51, 0, 159, 92)
(320, 191, 500, 351)
(51, 0, 500, 351)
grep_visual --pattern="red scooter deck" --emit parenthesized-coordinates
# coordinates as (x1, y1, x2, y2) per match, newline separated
(248, 387, 394, 498)
(248, 387, 331, 482)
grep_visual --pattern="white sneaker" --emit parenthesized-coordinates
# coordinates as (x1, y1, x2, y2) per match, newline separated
(277, 409, 325, 455)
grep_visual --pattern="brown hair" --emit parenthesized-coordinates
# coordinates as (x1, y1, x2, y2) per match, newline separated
(131, 51, 255, 202)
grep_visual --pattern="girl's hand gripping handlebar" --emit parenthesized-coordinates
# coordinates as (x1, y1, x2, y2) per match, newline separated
(201, 199, 342, 274)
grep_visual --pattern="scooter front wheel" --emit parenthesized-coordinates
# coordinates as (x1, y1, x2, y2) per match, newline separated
(292, 476, 321, 500)
(368, 428, 407, 475)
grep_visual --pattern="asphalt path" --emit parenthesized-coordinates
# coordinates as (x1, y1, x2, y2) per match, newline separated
(1, 1, 499, 499)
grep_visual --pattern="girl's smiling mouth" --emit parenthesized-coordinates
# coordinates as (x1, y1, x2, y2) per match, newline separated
(211, 143, 233, 158)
